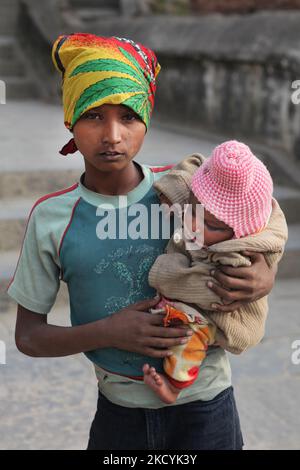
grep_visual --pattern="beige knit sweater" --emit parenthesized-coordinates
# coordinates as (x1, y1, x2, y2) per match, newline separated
(148, 154, 288, 354)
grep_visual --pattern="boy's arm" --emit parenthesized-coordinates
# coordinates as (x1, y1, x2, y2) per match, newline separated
(205, 215, 287, 353)
(208, 297, 269, 354)
(15, 300, 192, 359)
(15, 304, 112, 357)
(148, 252, 269, 354)
(148, 250, 221, 310)
(148, 228, 287, 354)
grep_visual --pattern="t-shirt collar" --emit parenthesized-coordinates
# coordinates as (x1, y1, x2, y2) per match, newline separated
(78, 162, 154, 208)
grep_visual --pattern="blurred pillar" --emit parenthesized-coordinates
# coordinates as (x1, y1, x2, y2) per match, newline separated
(120, 0, 152, 16)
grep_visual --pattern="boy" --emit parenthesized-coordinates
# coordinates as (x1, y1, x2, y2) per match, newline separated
(8, 33, 277, 450)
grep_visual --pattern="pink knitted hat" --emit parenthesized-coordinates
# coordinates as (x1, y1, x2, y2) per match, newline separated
(190, 140, 273, 239)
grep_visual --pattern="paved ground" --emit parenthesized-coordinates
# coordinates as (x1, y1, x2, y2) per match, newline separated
(230, 278, 300, 450)
(0, 101, 218, 173)
(1, 279, 299, 450)
(0, 101, 299, 450)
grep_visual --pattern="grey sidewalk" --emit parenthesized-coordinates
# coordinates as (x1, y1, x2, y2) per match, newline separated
(0, 101, 299, 449)
(0, 279, 299, 450)
(0, 101, 217, 172)
(230, 278, 300, 450)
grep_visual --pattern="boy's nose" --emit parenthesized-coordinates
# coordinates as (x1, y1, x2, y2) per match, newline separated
(101, 121, 122, 145)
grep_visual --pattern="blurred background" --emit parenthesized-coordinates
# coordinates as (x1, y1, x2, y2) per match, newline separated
(0, 0, 300, 450)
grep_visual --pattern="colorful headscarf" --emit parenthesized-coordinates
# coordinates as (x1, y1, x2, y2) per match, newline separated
(52, 33, 161, 154)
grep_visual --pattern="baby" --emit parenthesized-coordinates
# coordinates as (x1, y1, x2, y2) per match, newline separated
(143, 140, 288, 404)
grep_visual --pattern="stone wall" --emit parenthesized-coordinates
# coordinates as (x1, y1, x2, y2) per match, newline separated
(0, 0, 19, 33)
(149, 0, 189, 14)
(86, 12, 300, 168)
(18, 1, 300, 174)
(191, 0, 300, 14)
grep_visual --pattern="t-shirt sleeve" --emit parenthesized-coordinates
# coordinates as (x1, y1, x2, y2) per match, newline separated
(7, 204, 61, 314)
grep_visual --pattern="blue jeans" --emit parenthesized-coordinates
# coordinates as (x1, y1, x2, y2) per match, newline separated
(87, 386, 244, 450)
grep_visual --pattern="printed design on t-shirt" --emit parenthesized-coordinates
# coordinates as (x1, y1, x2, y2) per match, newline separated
(93, 244, 161, 315)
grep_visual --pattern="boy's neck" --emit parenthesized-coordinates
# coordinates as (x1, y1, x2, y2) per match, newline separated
(83, 161, 144, 196)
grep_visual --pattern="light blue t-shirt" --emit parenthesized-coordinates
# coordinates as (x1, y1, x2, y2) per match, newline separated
(7, 162, 231, 408)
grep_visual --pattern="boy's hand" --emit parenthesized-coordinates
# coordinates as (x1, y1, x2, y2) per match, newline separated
(159, 194, 172, 206)
(106, 297, 193, 358)
(207, 251, 276, 312)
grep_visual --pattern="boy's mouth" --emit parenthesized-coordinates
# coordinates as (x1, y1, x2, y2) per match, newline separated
(98, 151, 125, 160)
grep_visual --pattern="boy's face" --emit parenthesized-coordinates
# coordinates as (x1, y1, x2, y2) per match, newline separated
(189, 192, 234, 246)
(72, 104, 146, 173)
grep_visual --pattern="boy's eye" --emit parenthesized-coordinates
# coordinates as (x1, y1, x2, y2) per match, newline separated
(122, 113, 138, 121)
(84, 112, 103, 120)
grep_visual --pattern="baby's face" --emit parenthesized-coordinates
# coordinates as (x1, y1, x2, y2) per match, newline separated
(189, 193, 234, 246)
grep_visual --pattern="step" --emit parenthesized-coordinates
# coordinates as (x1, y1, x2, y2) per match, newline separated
(0, 8, 18, 21)
(1, 177, 296, 220)
(0, 37, 15, 59)
(0, 250, 19, 313)
(70, 0, 120, 8)
(0, 101, 84, 179)
(0, 251, 69, 312)
(0, 0, 19, 11)
(0, 184, 299, 251)
(1, 100, 298, 187)
(273, 186, 300, 225)
(0, 169, 82, 200)
(0, 22, 17, 35)
(0, 4, 19, 34)
(0, 162, 299, 222)
(0, 0, 19, 5)
(0, 183, 298, 248)
(4, 76, 38, 100)
(0, 58, 24, 78)
(0, 13, 18, 28)
(0, 251, 19, 286)
(0, 198, 299, 268)
(75, 8, 119, 21)
(277, 224, 300, 279)
(0, 198, 33, 251)
(1, 229, 299, 312)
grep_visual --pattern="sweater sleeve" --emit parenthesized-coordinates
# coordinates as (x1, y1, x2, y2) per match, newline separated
(148, 249, 221, 310)
(148, 250, 268, 354)
(208, 297, 269, 355)
(153, 153, 206, 206)
(148, 235, 271, 354)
